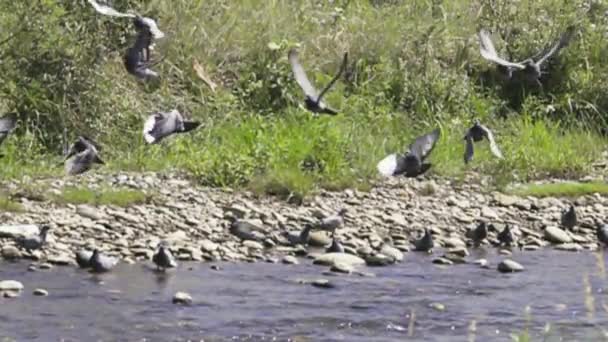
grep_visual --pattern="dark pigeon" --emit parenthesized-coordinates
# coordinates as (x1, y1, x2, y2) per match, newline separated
(286, 224, 313, 246)
(152, 242, 178, 271)
(497, 224, 514, 247)
(143, 109, 200, 144)
(89, 249, 118, 273)
(15, 225, 51, 252)
(64, 136, 104, 175)
(464, 120, 503, 164)
(0, 113, 17, 158)
(596, 223, 608, 247)
(288, 48, 347, 115)
(560, 204, 577, 230)
(466, 222, 488, 247)
(413, 229, 434, 253)
(377, 128, 441, 177)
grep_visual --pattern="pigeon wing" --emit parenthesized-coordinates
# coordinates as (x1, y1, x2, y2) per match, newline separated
(138, 16, 165, 39)
(464, 133, 474, 164)
(87, 0, 135, 18)
(143, 112, 172, 144)
(377, 153, 398, 177)
(479, 124, 503, 159)
(478, 29, 525, 69)
(536, 25, 575, 66)
(316, 52, 348, 101)
(408, 128, 440, 161)
(288, 49, 318, 99)
(65, 152, 92, 175)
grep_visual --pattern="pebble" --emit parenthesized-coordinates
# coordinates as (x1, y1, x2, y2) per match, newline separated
(429, 302, 445, 311)
(330, 262, 353, 274)
(172, 291, 193, 305)
(313, 253, 365, 268)
(38, 263, 53, 270)
(544, 226, 572, 244)
(432, 257, 453, 265)
(281, 255, 299, 265)
(497, 259, 524, 273)
(311, 279, 335, 289)
(33, 288, 48, 296)
(0, 280, 24, 292)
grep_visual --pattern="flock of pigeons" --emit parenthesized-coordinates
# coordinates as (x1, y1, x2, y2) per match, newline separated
(1, 3, 602, 270)
(0, 2, 578, 178)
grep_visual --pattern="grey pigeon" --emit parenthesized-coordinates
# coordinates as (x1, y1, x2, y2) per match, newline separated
(479, 26, 575, 83)
(560, 204, 577, 230)
(413, 229, 434, 253)
(315, 208, 347, 237)
(152, 242, 178, 271)
(64, 136, 104, 175)
(325, 237, 345, 253)
(288, 49, 347, 115)
(15, 225, 51, 252)
(75, 249, 93, 268)
(497, 224, 514, 247)
(123, 19, 164, 81)
(87, 0, 164, 39)
(377, 128, 441, 177)
(229, 219, 265, 241)
(89, 249, 118, 273)
(143, 109, 200, 144)
(596, 223, 608, 247)
(0, 113, 17, 157)
(286, 224, 313, 246)
(466, 222, 488, 247)
(464, 120, 503, 164)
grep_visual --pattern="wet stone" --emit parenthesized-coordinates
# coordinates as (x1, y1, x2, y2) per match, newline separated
(497, 259, 524, 273)
(172, 291, 193, 305)
(33, 288, 48, 296)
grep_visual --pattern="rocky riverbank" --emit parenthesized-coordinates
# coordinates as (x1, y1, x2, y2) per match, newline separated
(0, 172, 607, 269)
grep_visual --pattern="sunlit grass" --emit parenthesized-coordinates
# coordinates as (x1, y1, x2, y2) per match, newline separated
(509, 181, 608, 198)
(0, 194, 24, 212)
(51, 187, 152, 207)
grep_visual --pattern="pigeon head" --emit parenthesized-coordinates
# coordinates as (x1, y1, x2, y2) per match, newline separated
(40, 225, 51, 235)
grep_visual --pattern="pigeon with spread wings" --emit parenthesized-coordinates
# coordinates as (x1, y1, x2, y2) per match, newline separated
(478, 29, 525, 79)
(377, 128, 441, 178)
(288, 49, 347, 115)
(64, 136, 105, 175)
(87, 0, 164, 39)
(463, 120, 503, 164)
(143, 109, 200, 144)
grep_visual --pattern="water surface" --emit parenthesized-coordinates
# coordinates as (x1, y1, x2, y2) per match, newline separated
(1, 250, 607, 341)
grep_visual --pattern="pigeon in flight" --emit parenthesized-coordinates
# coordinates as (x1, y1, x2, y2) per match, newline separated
(143, 109, 201, 144)
(288, 49, 347, 115)
(478, 26, 575, 83)
(64, 136, 105, 175)
(87, 0, 164, 39)
(0, 113, 17, 158)
(377, 128, 441, 177)
(464, 120, 503, 164)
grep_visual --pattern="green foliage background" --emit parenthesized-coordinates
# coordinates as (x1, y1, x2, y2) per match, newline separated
(0, 0, 606, 197)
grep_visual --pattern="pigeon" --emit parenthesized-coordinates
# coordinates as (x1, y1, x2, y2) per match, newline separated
(413, 228, 434, 253)
(377, 128, 441, 177)
(560, 204, 577, 230)
(288, 49, 347, 115)
(478, 26, 575, 83)
(478, 28, 526, 79)
(497, 224, 515, 247)
(87, 0, 164, 39)
(15, 225, 51, 252)
(464, 120, 503, 164)
(315, 208, 347, 237)
(466, 222, 488, 247)
(123, 26, 161, 81)
(64, 136, 104, 175)
(0, 113, 17, 157)
(89, 249, 118, 273)
(325, 237, 345, 253)
(286, 224, 313, 246)
(152, 242, 178, 271)
(596, 223, 608, 247)
(75, 249, 94, 268)
(143, 109, 201, 144)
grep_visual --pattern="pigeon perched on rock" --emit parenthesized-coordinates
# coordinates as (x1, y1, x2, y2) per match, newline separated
(413, 229, 434, 253)
(377, 128, 441, 177)
(497, 225, 515, 247)
(596, 222, 608, 247)
(143, 109, 200, 144)
(64, 136, 104, 175)
(464, 120, 503, 164)
(152, 242, 178, 271)
(560, 204, 577, 230)
(466, 222, 488, 247)
(15, 225, 51, 252)
(90, 249, 118, 273)
(286, 224, 313, 246)
(288, 48, 347, 115)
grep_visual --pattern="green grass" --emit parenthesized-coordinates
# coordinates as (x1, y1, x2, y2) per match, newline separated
(51, 187, 153, 207)
(0, 1, 607, 196)
(508, 181, 608, 198)
(0, 195, 24, 212)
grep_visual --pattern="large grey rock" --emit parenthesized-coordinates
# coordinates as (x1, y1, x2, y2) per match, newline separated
(379, 244, 404, 262)
(77, 205, 103, 220)
(0, 225, 39, 239)
(308, 231, 332, 247)
(313, 253, 365, 267)
(497, 259, 524, 273)
(0, 280, 23, 292)
(544, 226, 572, 244)
(172, 291, 193, 305)
(2, 246, 21, 259)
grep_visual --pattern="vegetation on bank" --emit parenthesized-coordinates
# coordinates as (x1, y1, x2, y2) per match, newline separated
(50, 186, 152, 207)
(0, 1, 606, 198)
(509, 181, 608, 198)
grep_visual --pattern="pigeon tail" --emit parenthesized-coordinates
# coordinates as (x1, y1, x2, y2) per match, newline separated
(181, 121, 201, 133)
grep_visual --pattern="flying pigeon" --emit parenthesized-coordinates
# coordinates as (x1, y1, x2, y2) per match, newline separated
(64, 136, 105, 175)
(464, 120, 503, 164)
(478, 29, 526, 79)
(87, 0, 164, 39)
(288, 48, 347, 115)
(143, 109, 200, 144)
(0, 113, 17, 157)
(377, 128, 441, 177)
